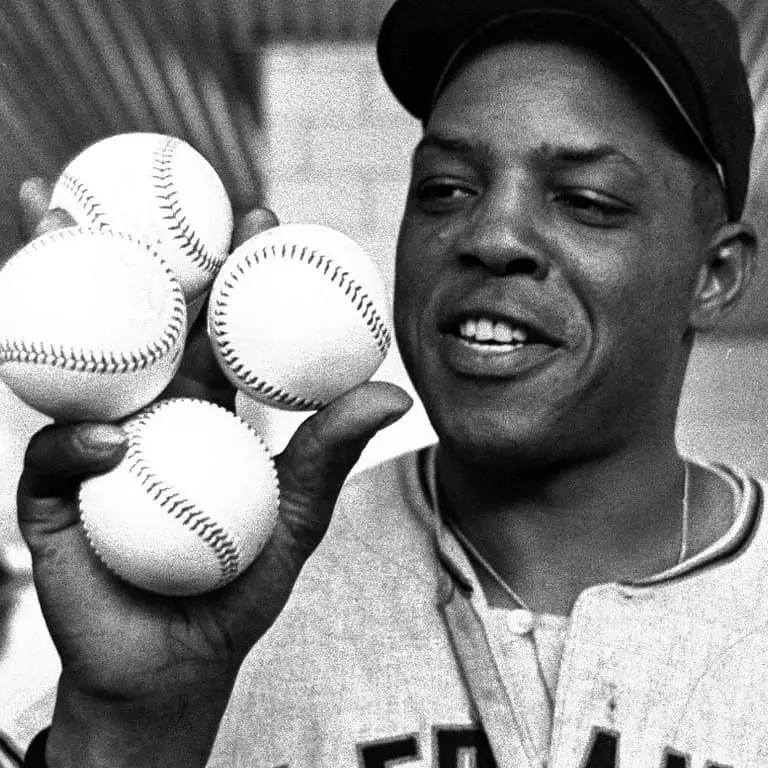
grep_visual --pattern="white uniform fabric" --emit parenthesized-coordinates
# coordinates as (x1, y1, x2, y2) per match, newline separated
(0, 729, 22, 768)
(208, 446, 766, 768)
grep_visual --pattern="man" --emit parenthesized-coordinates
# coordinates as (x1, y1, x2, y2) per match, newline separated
(13, 0, 763, 766)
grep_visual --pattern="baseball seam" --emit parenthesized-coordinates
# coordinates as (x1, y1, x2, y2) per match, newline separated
(57, 174, 111, 228)
(0, 229, 186, 373)
(211, 242, 393, 410)
(151, 137, 223, 276)
(123, 401, 242, 582)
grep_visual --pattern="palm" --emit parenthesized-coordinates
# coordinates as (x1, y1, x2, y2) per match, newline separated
(30, 453, 324, 702)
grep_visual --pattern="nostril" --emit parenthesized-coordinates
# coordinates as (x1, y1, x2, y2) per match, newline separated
(459, 252, 486, 269)
(458, 251, 549, 279)
(505, 257, 540, 276)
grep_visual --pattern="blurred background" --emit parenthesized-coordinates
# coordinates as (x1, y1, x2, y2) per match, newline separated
(0, 0, 766, 740)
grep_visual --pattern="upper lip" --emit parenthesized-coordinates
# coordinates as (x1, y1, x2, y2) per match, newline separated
(438, 292, 567, 348)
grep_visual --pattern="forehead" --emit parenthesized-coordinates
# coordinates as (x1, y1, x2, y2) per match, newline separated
(426, 39, 682, 165)
(428, 16, 682, 123)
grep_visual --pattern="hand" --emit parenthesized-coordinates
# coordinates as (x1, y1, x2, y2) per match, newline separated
(16, 179, 413, 767)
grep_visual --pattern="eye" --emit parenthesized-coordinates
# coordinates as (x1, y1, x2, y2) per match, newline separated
(556, 190, 632, 228)
(412, 178, 477, 212)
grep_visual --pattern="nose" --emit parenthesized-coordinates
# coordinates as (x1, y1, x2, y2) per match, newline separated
(455, 186, 550, 280)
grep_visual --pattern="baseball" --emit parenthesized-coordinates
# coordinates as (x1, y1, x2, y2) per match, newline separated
(79, 398, 280, 596)
(0, 227, 187, 422)
(208, 223, 393, 410)
(49, 132, 234, 302)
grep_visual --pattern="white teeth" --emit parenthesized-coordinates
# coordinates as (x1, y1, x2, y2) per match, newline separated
(509, 327, 528, 343)
(458, 317, 529, 345)
(476, 318, 494, 341)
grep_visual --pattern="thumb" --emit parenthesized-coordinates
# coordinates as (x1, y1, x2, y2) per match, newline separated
(18, 423, 128, 547)
(16, 424, 134, 670)
(274, 381, 412, 557)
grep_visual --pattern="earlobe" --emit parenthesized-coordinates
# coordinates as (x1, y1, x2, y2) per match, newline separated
(689, 222, 758, 331)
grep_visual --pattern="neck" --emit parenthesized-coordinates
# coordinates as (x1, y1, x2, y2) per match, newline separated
(436, 440, 689, 613)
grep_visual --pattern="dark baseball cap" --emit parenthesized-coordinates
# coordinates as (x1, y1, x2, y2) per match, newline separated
(377, 0, 754, 220)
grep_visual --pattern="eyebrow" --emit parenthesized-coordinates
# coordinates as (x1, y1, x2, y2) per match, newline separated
(534, 143, 644, 175)
(412, 134, 481, 161)
(413, 134, 645, 178)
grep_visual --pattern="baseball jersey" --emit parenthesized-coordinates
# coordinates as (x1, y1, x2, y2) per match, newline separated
(0, 730, 22, 768)
(207, 445, 767, 768)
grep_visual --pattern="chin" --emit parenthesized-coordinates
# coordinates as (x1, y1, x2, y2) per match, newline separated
(430, 383, 633, 476)
(431, 405, 555, 472)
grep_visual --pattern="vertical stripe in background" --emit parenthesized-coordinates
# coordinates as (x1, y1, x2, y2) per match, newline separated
(0, 0, 266, 265)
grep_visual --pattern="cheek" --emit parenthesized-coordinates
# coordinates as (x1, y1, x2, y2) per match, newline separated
(393, 233, 428, 358)
(555, 233, 696, 404)
(393, 216, 446, 316)
(581, 246, 697, 376)
(392, 278, 415, 355)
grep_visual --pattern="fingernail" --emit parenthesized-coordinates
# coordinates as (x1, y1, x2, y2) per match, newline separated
(79, 425, 127, 451)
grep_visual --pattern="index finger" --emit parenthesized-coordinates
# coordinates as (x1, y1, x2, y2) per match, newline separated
(18, 177, 76, 241)
(19, 177, 51, 238)
(232, 207, 280, 250)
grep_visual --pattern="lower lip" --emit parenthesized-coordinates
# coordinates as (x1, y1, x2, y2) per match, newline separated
(439, 334, 561, 378)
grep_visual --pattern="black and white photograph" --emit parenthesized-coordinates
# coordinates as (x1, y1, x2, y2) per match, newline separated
(1, 1, 768, 766)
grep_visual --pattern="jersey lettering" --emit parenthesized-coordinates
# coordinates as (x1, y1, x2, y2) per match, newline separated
(357, 726, 737, 768)
(358, 728, 497, 767)
(582, 729, 620, 768)
(358, 735, 419, 767)
(435, 728, 498, 768)
(662, 751, 734, 768)
(581, 729, 733, 768)
(663, 749, 689, 768)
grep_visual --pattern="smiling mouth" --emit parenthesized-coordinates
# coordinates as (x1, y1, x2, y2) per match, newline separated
(452, 316, 549, 351)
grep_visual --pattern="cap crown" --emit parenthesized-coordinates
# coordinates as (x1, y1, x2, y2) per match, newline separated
(377, 0, 755, 218)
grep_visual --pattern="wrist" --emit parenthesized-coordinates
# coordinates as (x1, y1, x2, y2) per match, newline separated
(45, 680, 233, 768)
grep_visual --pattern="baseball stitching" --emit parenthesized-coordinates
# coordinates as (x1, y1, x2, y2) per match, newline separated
(56, 174, 110, 228)
(151, 137, 224, 276)
(211, 242, 393, 410)
(105, 400, 241, 583)
(0, 229, 186, 373)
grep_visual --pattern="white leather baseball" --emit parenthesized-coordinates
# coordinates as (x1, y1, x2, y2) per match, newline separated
(50, 132, 234, 302)
(208, 223, 393, 410)
(79, 398, 280, 596)
(0, 227, 187, 422)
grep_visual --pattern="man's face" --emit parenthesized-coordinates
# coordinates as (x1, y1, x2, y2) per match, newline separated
(394, 40, 709, 468)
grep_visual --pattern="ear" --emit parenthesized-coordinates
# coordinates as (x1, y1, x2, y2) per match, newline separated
(689, 222, 758, 331)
